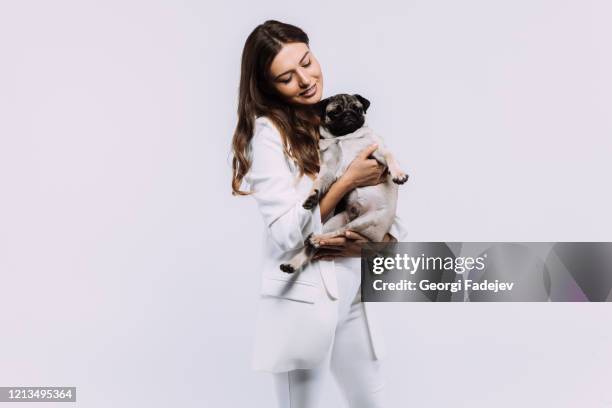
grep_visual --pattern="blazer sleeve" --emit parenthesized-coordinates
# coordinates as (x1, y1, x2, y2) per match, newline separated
(388, 214, 408, 242)
(245, 118, 317, 253)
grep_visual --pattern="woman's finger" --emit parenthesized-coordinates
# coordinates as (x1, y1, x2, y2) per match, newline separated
(313, 245, 363, 259)
(357, 144, 379, 159)
(345, 230, 370, 242)
(316, 245, 345, 251)
(318, 236, 346, 246)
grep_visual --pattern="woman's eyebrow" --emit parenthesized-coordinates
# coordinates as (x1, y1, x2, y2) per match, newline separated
(274, 51, 310, 80)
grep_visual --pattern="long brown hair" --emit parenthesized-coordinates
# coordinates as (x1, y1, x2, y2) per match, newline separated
(231, 20, 321, 196)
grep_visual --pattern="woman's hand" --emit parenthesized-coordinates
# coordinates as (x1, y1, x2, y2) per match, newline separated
(340, 144, 387, 189)
(312, 230, 396, 261)
(317, 144, 388, 221)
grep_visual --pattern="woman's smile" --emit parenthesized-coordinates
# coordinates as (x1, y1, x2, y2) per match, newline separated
(300, 83, 317, 98)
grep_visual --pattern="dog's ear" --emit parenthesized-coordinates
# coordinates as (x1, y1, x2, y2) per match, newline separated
(353, 94, 370, 113)
(314, 97, 331, 118)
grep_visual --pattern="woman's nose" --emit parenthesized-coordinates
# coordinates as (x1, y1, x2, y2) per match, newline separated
(295, 68, 311, 87)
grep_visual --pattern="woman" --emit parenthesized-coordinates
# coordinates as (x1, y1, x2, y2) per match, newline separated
(231, 20, 407, 408)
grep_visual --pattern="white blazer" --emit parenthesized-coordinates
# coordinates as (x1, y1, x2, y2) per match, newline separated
(245, 116, 408, 373)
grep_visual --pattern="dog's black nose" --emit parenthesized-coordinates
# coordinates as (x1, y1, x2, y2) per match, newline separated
(341, 111, 359, 120)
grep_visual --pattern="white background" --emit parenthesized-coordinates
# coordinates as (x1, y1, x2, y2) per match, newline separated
(1, 0, 611, 406)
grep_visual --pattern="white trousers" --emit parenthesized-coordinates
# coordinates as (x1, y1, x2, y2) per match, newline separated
(272, 261, 387, 407)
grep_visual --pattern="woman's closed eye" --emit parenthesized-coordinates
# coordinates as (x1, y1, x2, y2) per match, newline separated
(279, 60, 312, 84)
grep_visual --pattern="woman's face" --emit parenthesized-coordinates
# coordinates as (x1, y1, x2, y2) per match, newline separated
(268, 42, 323, 106)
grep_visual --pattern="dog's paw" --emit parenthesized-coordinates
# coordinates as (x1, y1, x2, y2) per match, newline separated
(280, 263, 296, 274)
(307, 234, 323, 248)
(302, 189, 320, 210)
(392, 172, 409, 185)
(304, 232, 315, 247)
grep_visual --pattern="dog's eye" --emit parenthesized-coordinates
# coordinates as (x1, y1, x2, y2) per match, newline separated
(351, 103, 361, 111)
(328, 106, 341, 116)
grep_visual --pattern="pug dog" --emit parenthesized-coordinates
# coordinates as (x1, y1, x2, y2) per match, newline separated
(280, 93, 409, 273)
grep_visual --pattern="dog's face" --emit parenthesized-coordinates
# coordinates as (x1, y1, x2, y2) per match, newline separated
(317, 94, 370, 136)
